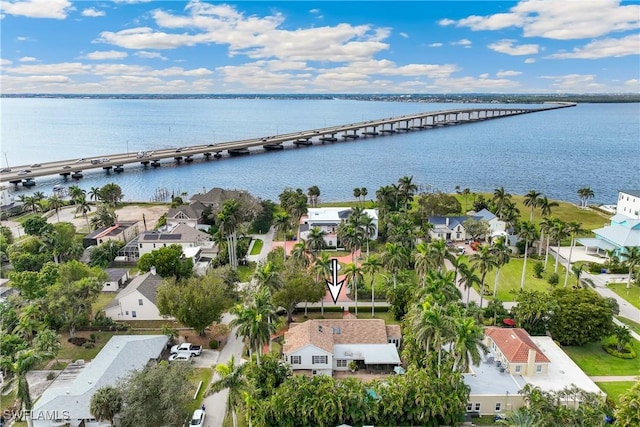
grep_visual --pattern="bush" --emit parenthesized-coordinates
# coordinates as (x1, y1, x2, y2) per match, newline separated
(89, 333, 97, 343)
(533, 262, 545, 279)
(46, 372, 56, 380)
(602, 342, 637, 359)
(68, 337, 87, 347)
(83, 341, 95, 349)
(548, 273, 559, 286)
(209, 339, 219, 350)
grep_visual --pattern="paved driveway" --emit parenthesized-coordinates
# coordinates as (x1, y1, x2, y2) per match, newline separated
(192, 349, 219, 368)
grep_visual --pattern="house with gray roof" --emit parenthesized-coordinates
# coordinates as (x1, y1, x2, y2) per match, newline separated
(428, 209, 507, 242)
(166, 203, 204, 229)
(299, 208, 379, 247)
(104, 271, 166, 321)
(30, 335, 168, 427)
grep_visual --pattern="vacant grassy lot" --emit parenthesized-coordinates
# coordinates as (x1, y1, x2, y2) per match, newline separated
(608, 282, 640, 310)
(596, 381, 636, 404)
(563, 340, 640, 376)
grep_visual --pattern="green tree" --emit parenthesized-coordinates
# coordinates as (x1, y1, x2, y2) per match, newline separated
(41, 222, 83, 264)
(612, 324, 632, 352)
(90, 386, 123, 426)
(492, 186, 512, 218)
(415, 192, 462, 217)
(362, 254, 382, 317)
(562, 221, 584, 287)
(344, 262, 364, 316)
(577, 186, 595, 209)
(88, 186, 102, 203)
(517, 221, 539, 290)
(305, 226, 326, 259)
(137, 244, 193, 280)
(621, 246, 640, 289)
(99, 182, 124, 207)
(217, 199, 243, 270)
(253, 261, 282, 292)
(273, 260, 324, 323)
(312, 252, 332, 316)
(491, 236, 511, 298)
(22, 216, 50, 236)
(90, 203, 117, 230)
(244, 352, 292, 401)
(513, 290, 558, 336)
(523, 190, 542, 222)
(615, 380, 640, 427)
(208, 355, 247, 427)
(157, 273, 232, 335)
(458, 262, 481, 306)
(381, 242, 409, 289)
(452, 316, 488, 372)
(119, 361, 192, 427)
(273, 211, 291, 259)
(89, 240, 125, 268)
(463, 217, 490, 241)
(278, 187, 308, 222)
(2, 349, 49, 417)
(307, 185, 320, 208)
(548, 288, 614, 345)
(47, 195, 64, 222)
(32, 328, 60, 363)
(471, 244, 498, 308)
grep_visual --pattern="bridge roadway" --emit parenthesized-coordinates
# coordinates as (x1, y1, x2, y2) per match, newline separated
(0, 103, 575, 187)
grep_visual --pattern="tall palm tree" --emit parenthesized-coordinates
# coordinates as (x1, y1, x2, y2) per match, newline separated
(353, 187, 361, 203)
(414, 242, 432, 287)
(562, 221, 583, 287)
(549, 219, 568, 273)
(429, 238, 450, 273)
(621, 246, 640, 289)
(423, 270, 461, 304)
(312, 253, 332, 316)
(74, 196, 92, 230)
(344, 262, 364, 316)
(471, 244, 498, 308)
(253, 261, 282, 292)
(538, 216, 554, 257)
(218, 199, 242, 270)
(290, 241, 310, 268)
(397, 175, 417, 209)
(359, 187, 368, 206)
(523, 190, 542, 222)
(577, 187, 595, 209)
(451, 316, 488, 372)
(208, 355, 247, 427)
(362, 254, 382, 317)
(381, 242, 408, 289)
(337, 221, 364, 264)
(305, 226, 327, 259)
(492, 187, 512, 218)
(518, 221, 539, 290)
(307, 185, 320, 208)
(458, 263, 481, 306)
(356, 212, 376, 257)
(273, 211, 291, 261)
(2, 349, 48, 419)
(491, 236, 511, 298)
(68, 184, 86, 202)
(411, 301, 450, 377)
(88, 186, 102, 203)
(47, 195, 63, 222)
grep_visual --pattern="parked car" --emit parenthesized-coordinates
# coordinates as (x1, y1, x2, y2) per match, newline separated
(190, 409, 205, 427)
(168, 351, 193, 363)
(30, 163, 41, 167)
(457, 246, 466, 255)
(75, 158, 85, 163)
(90, 159, 101, 164)
(100, 158, 110, 163)
(63, 165, 71, 169)
(18, 170, 31, 175)
(170, 343, 202, 356)
(0, 168, 11, 173)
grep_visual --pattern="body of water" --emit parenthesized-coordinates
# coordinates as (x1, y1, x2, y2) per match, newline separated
(1, 98, 638, 205)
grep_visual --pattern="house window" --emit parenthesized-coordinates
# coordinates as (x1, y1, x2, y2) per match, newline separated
(474, 403, 481, 412)
(536, 364, 543, 373)
(495, 402, 501, 411)
(466, 403, 473, 411)
(312, 355, 328, 364)
(138, 299, 143, 306)
(125, 311, 129, 315)
(514, 365, 522, 373)
(336, 360, 347, 368)
(132, 311, 137, 318)
(153, 243, 156, 248)
(290, 355, 301, 364)
(139, 243, 143, 248)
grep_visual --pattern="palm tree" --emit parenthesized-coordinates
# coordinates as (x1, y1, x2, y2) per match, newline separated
(2, 349, 48, 418)
(313, 253, 332, 316)
(305, 226, 327, 259)
(462, 188, 471, 212)
(577, 187, 595, 209)
(20, 195, 39, 213)
(538, 216, 554, 257)
(523, 190, 542, 222)
(68, 184, 85, 202)
(621, 246, 640, 289)
(414, 242, 431, 287)
(423, 270, 460, 304)
(452, 316, 488, 372)
(208, 355, 247, 427)
(356, 212, 376, 257)
(253, 261, 282, 292)
(381, 242, 408, 289)
(90, 386, 123, 426)
(359, 187, 368, 206)
(429, 238, 450, 273)
(337, 221, 364, 264)
(612, 325, 632, 352)
(549, 219, 568, 273)
(562, 221, 583, 287)
(458, 263, 481, 305)
(492, 236, 511, 298)
(273, 211, 291, 260)
(353, 187, 361, 203)
(571, 264, 584, 287)
(518, 221, 539, 290)
(411, 301, 450, 377)
(218, 199, 242, 270)
(492, 187, 512, 218)
(88, 186, 102, 203)
(290, 241, 310, 268)
(397, 175, 417, 209)
(74, 196, 92, 230)
(47, 195, 63, 222)
(471, 244, 498, 308)
(307, 185, 320, 207)
(362, 254, 382, 317)
(538, 196, 559, 218)
(344, 262, 364, 316)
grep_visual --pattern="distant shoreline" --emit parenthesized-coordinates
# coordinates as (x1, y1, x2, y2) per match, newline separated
(2, 93, 639, 103)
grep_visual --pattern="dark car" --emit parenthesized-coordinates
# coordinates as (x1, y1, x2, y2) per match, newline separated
(0, 168, 11, 173)
(30, 163, 41, 167)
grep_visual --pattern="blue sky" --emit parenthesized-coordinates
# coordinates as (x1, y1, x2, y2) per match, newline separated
(1, 0, 639, 94)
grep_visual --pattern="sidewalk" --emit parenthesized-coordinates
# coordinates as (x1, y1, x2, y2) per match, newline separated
(246, 226, 275, 263)
(589, 375, 639, 382)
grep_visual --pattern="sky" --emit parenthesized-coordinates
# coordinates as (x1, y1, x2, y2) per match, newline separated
(1, 0, 639, 94)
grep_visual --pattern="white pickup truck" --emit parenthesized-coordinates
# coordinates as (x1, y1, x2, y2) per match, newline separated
(170, 343, 202, 356)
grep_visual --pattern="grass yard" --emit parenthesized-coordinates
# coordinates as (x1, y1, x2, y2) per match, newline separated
(616, 316, 640, 335)
(562, 340, 640, 376)
(186, 368, 214, 413)
(92, 292, 115, 315)
(608, 283, 640, 310)
(57, 331, 118, 361)
(237, 262, 256, 282)
(596, 381, 636, 404)
(249, 239, 263, 255)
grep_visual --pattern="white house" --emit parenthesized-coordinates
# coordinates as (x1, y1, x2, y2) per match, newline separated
(165, 204, 203, 229)
(82, 221, 139, 249)
(31, 335, 168, 427)
(104, 271, 166, 321)
(0, 185, 14, 208)
(578, 190, 640, 256)
(428, 210, 507, 242)
(283, 319, 401, 376)
(299, 208, 379, 247)
(101, 268, 130, 292)
(137, 223, 212, 258)
(464, 327, 603, 417)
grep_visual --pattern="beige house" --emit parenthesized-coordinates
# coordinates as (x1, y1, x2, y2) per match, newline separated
(104, 271, 167, 321)
(283, 319, 401, 376)
(299, 208, 379, 247)
(464, 327, 603, 417)
(82, 221, 139, 249)
(137, 223, 213, 257)
(165, 204, 203, 229)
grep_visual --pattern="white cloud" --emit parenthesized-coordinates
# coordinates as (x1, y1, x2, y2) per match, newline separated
(479, 73, 489, 79)
(399, 32, 408, 38)
(84, 50, 128, 60)
(451, 38, 472, 46)
(428, 42, 443, 47)
(524, 58, 536, 63)
(440, 0, 640, 40)
(624, 78, 639, 88)
(429, 75, 522, 92)
(496, 70, 522, 77)
(309, 9, 320, 14)
(488, 39, 539, 55)
(0, 59, 13, 66)
(6, 62, 91, 74)
(0, 0, 72, 19)
(81, 8, 105, 18)
(16, 36, 33, 41)
(19, 56, 37, 62)
(547, 34, 640, 59)
(135, 51, 168, 60)
(539, 73, 606, 92)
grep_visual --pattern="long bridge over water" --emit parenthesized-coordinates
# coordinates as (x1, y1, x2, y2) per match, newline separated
(0, 103, 575, 188)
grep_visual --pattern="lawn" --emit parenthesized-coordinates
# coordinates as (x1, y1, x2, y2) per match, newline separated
(596, 381, 636, 404)
(57, 331, 118, 361)
(562, 340, 640, 376)
(186, 367, 214, 413)
(92, 292, 115, 315)
(608, 282, 640, 310)
(237, 262, 256, 282)
(249, 239, 263, 255)
(616, 316, 640, 335)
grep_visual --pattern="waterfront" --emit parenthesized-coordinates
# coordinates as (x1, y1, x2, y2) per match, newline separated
(1, 98, 638, 204)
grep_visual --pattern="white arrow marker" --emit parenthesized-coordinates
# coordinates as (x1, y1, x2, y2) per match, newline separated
(326, 258, 345, 304)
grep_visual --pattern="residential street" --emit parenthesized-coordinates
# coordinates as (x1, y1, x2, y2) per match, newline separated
(200, 313, 243, 427)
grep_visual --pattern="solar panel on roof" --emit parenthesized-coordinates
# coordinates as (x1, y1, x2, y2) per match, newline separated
(162, 234, 182, 240)
(144, 234, 159, 240)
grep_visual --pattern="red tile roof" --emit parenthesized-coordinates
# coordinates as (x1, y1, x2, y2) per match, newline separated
(485, 327, 550, 363)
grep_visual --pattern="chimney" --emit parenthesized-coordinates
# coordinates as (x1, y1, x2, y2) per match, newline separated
(150, 266, 157, 275)
(445, 217, 450, 227)
(527, 348, 536, 375)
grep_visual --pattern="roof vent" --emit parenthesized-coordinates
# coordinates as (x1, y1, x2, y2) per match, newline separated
(318, 325, 323, 332)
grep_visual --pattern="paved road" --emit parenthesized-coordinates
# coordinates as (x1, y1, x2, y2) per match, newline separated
(200, 313, 244, 427)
